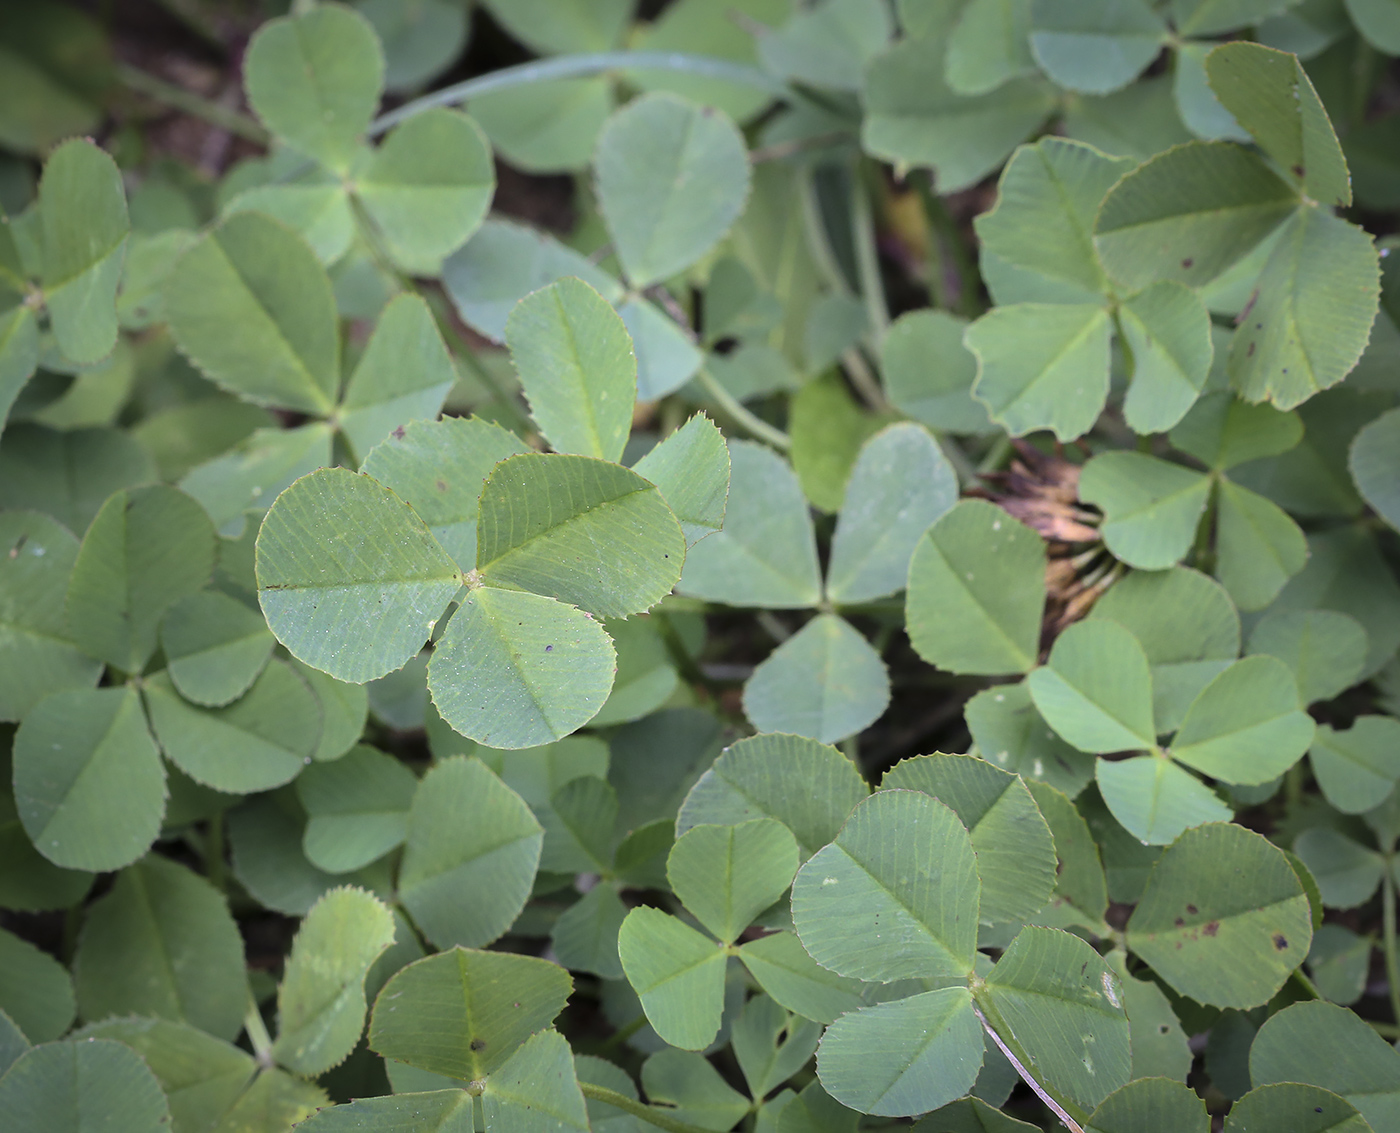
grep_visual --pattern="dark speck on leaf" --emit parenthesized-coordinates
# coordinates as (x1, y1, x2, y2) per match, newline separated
(1181, 258, 1193, 269)
(392, 426, 406, 439)
(1256, 323, 1263, 329)
(545, 645, 553, 652)
(436, 479, 447, 491)
(1174, 917, 1184, 927)
(1186, 904, 1198, 915)
(1274, 933, 1288, 950)
(1204, 921, 1219, 937)
(1294, 165, 1305, 178)
(470, 1039, 486, 1051)
(1159, 1024, 1170, 1034)
(1247, 342, 1256, 357)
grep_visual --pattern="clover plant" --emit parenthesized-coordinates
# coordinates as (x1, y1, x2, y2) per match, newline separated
(2, 1, 1400, 1131)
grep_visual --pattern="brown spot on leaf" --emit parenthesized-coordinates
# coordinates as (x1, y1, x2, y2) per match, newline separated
(1181, 258, 1193, 269)
(392, 426, 406, 440)
(1174, 917, 1185, 927)
(1247, 342, 1256, 357)
(436, 479, 447, 492)
(470, 1039, 487, 1051)
(1273, 934, 1288, 950)
(1186, 904, 1198, 915)
(1204, 921, 1219, 937)
(1293, 164, 1305, 178)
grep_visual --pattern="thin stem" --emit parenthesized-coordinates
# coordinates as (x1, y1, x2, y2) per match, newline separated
(1369, 1020, 1400, 1039)
(61, 903, 83, 966)
(598, 1013, 649, 1053)
(850, 168, 889, 344)
(971, 1002, 1085, 1133)
(580, 1083, 717, 1133)
(938, 434, 979, 489)
(243, 1004, 275, 1069)
(1384, 869, 1400, 1028)
(115, 62, 269, 143)
(915, 173, 982, 318)
(976, 435, 1013, 476)
(694, 367, 792, 451)
(369, 52, 787, 137)
(205, 810, 227, 895)
(841, 348, 888, 413)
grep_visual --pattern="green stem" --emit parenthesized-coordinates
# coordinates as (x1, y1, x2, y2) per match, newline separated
(971, 1001, 1085, 1133)
(1384, 869, 1400, 1028)
(841, 348, 888, 414)
(579, 1084, 717, 1133)
(694, 367, 792, 451)
(369, 52, 787, 137)
(1369, 1020, 1400, 1039)
(61, 903, 83, 966)
(975, 434, 1013, 476)
(939, 434, 979, 489)
(205, 810, 227, 895)
(243, 1004, 275, 1069)
(115, 62, 269, 143)
(850, 168, 889, 344)
(598, 1013, 649, 1053)
(915, 173, 982, 318)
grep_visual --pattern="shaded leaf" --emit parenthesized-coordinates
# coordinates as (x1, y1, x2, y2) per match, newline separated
(159, 591, 274, 708)
(1214, 478, 1307, 611)
(632, 414, 730, 549)
(965, 682, 1096, 797)
(1246, 609, 1367, 705)
(0, 1038, 170, 1133)
(1119, 282, 1215, 434)
(298, 745, 419, 872)
(0, 928, 74, 1043)
(1310, 717, 1400, 815)
(617, 907, 726, 1051)
(1029, 0, 1166, 95)
(668, 819, 800, 944)
(1079, 452, 1209, 571)
(482, 1029, 590, 1133)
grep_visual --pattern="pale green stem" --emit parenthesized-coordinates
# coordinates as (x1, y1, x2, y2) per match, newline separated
(243, 1004, 275, 1069)
(1384, 869, 1400, 1029)
(694, 367, 792, 451)
(369, 52, 787, 137)
(205, 811, 227, 895)
(579, 1083, 717, 1133)
(850, 170, 889, 344)
(115, 62, 269, 143)
(841, 347, 888, 413)
(970, 1001, 1085, 1133)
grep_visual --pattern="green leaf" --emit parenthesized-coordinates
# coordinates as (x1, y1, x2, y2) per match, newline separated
(1247, 610, 1367, 705)
(883, 754, 1057, 927)
(743, 615, 890, 744)
(1170, 390, 1303, 472)
(1225, 1083, 1371, 1133)
(789, 373, 882, 514)
(1227, 208, 1380, 410)
(355, 108, 494, 270)
(1095, 755, 1233, 845)
(1119, 282, 1216, 433)
(0, 425, 155, 537)
(678, 441, 822, 609)
(678, 732, 868, 860)
(398, 756, 542, 948)
(915, 1097, 1039, 1132)
(826, 423, 958, 604)
(1350, 405, 1400, 534)
(1093, 142, 1297, 291)
(212, 1067, 328, 1129)
(594, 93, 750, 288)
(1089, 566, 1239, 734)
(297, 744, 417, 872)
(620, 297, 704, 400)
(737, 931, 866, 1025)
(226, 794, 360, 916)
(1169, 656, 1314, 784)
(505, 277, 635, 463)
(906, 500, 1046, 676)
(74, 1017, 256, 1133)
(443, 219, 622, 342)
(257, 466, 462, 683)
(617, 906, 727, 1051)
(1306, 924, 1371, 1006)
(479, 0, 631, 55)
(165, 212, 340, 413)
(881, 309, 993, 434)
(273, 886, 395, 1076)
(1079, 453, 1210, 571)
(180, 422, 334, 539)
(471, 78, 613, 175)
(791, 789, 980, 981)
(0, 784, 94, 913)
(1109, 954, 1192, 1083)
(158, 591, 274, 708)
(967, 302, 1112, 440)
(0, 1038, 170, 1133)
(368, 946, 572, 1081)
(668, 819, 800, 944)
(337, 293, 457, 461)
(1126, 822, 1312, 1008)
(0, 306, 40, 430)
(545, 775, 618, 872)
(222, 180, 353, 266)
(1029, 619, 1156, 753)
(0, 511, 101, 722)
(361, 415, 529, 573)
(144, 660, 322, 794)
(1086, 1076, 1209, 1133)
(1293, 828, 1385, 909)
(38, 139, 128, 366)
(631, 414, 730, 549)
(965, 682, 1096, 797)
(293, 658, 369, 763)
(551, 883, 627, 980)
(13, 687, 165, 871)
(592, 616, 675, 726)
(428, 586, 617, 749)
(244, 3, 384, 173)
(758, 0, 893, 91)
(1029, 0, 1166, 95)
(483, 1029, 590, 1133)
(978, 926, 1130, 1111)
(641, 1047, 752, 1132)
(732, 995, 821, 1100)
(817, 987, 983, 1117)
(474, 454, 684, 618)
(974, 137, 1133, 297)
(65, 484, 216, 673)
(0, 928, 74, 1042)
(1347, 0, 1400, 52)
(294, 1090, 472, 1131)
(74, 855, 248, 1042)
(862, 37, 1056, 194)
(1310, 717, 1400, 815)
(1250, 1000, 1400, 1132)
(1173, 0, 1300, 36)
(1205, 42, 1350, 207)
(1214, 478, 1307, 611)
